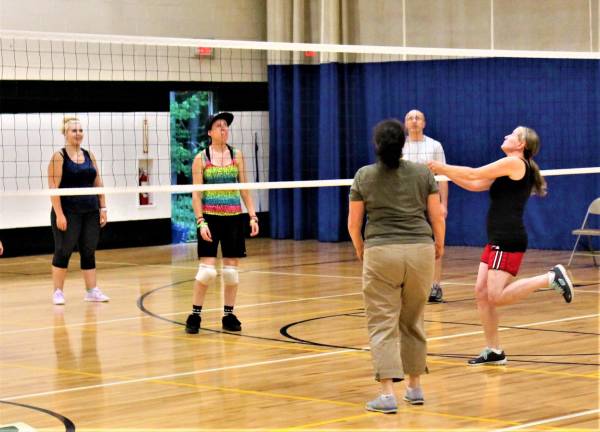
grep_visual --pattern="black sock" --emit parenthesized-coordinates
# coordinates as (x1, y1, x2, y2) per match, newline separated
(224, 305, 234, 315)
(192, 305, 202, 315)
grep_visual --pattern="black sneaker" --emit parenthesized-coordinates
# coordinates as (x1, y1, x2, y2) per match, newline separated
(185, 313, 201, 334)
(428, 284, 443, 303)
(468, 348, 507, 365)
(222, 313, 242, 331)
(551, 264, 574, 303)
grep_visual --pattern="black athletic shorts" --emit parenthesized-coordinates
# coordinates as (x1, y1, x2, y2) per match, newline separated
(197, 214, 246, 258)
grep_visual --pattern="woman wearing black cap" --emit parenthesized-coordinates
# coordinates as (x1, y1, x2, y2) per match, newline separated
(185, 112, 259, 334)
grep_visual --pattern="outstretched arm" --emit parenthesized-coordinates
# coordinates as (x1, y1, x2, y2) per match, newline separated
(428, 157, 524, 192)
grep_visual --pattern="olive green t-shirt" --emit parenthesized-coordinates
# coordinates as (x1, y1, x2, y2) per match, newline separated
(349, 160, 439, 248)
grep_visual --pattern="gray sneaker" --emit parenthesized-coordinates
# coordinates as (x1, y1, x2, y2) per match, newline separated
(428, 284, 443, 303)
(365, 394, 397, 414)
(403, 387, 424, 405)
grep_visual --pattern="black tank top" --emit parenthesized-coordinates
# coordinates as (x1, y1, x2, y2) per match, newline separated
(486, 158, 533, 252)
(58, 148, 99, 213)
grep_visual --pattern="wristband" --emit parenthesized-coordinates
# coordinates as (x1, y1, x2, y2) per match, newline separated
(198, 221, 208, 229)
(100, 208, 107, 212)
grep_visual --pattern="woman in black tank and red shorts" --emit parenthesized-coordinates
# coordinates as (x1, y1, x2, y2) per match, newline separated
(428, 126, 574, 365)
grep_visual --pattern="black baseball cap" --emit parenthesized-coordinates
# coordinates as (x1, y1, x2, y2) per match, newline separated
(205, 112, 234, 132)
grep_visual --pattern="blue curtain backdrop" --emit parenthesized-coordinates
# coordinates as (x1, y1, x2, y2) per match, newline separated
(268, 58, 600, 249)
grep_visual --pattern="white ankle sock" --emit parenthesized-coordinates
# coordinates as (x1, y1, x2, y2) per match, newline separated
(548, 271, 555, 287)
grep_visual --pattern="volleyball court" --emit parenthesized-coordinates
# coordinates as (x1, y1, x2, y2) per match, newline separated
(0, 30, 598, 431)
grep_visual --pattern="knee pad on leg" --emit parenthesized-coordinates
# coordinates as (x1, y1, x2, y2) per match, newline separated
(222, 265, 239, 285)
(195, 264, 217, 284)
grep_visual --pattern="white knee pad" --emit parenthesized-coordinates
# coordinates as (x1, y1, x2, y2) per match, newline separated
(222, 265, 239, 286)
(195, 264, 217, 284)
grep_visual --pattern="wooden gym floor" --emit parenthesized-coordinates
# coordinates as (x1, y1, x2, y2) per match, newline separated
(1, 239, 598, 431)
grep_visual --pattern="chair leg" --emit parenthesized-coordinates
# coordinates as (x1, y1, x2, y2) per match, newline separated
(568, 234, 582, 267)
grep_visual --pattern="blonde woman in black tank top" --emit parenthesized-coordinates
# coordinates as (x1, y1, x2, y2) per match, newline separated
(428, 126, 574, 366)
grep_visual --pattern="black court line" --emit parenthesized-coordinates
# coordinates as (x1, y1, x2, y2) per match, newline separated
(137, 281, 361, 349)
(279, 313, 600, 366)
(138, 278, 600, 366)
(0, 400, 75, 432)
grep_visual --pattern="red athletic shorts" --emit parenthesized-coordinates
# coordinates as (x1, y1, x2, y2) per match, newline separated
(480, 244, 524, 276)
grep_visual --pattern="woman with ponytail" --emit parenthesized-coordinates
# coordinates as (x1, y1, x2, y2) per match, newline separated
(428, 126, 573, 366)
(348, 119, 445, 413)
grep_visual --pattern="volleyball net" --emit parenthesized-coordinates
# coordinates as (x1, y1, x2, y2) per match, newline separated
(0, 30, 598, 248)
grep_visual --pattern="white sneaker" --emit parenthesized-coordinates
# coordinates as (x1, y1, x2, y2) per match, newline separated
(84, 287, 110, 302)
(53, 289, 65, 305)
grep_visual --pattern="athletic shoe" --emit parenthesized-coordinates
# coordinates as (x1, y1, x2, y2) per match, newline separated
(185, 314, 201, 334)
(428, 284, 443, 303)
(403, 387, 425, 405)
(222, 313, 242, 331)
(84, 287, 110, 302)
(468, 348, 507, 365)
(365, 394, 398, 414)
(53, 289, 65, 305)
(551, 264, 574, 303)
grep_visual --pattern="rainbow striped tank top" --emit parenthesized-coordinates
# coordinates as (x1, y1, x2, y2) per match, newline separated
(201, 146, 242, 216)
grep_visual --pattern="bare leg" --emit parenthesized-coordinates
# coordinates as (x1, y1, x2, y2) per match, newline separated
(474, 263, 501, 349)
(491, 274, 550, 306)
(407, 374, 420, 389)
(52, 266, 68, 291)
(433, 257, 442, 286)
(82, 269, 97, 290)
(380, 378, 394, 395)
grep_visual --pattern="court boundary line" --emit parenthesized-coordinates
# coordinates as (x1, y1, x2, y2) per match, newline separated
(494, 407, 600, 431)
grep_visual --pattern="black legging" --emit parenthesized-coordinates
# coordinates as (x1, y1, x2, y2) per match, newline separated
(51, 210, 100, 269)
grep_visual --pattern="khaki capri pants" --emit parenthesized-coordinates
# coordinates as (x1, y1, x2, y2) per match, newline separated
(362, 243, 435, 382)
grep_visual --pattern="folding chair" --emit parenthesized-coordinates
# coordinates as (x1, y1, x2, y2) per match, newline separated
(568, 197, 600, 266)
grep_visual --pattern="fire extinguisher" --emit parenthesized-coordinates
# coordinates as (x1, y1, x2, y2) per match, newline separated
(139, 169, 149, 205)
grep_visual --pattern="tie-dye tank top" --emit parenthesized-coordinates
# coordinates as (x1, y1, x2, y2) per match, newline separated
(201, 146, 242, 216)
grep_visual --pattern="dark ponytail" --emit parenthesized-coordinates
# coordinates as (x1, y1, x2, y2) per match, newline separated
(373, 119, 406, 169)
(520, 126, 547, 196)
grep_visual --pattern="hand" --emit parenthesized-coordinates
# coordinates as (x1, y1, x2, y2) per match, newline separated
(200, 225, 213, 242)
(250, 220, 259, 237)
(435, 243, 445, 259)
(56, 213, 67, 231)
(0, 241, 3, 256)
(427, 160, 444, 174)
(100, 209, 108, 227)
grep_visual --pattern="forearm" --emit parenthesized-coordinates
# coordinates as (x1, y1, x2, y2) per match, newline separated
(93, 176, 106, 207)
(348, 227, 363, 251)
(192, 192, 204, 219)
(431, 216, 445, 250)
(438, 181, 449, 207)
(442, 164, 480, 182)
(50, 196, 64, 215)
(240, 190, 257, 216)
